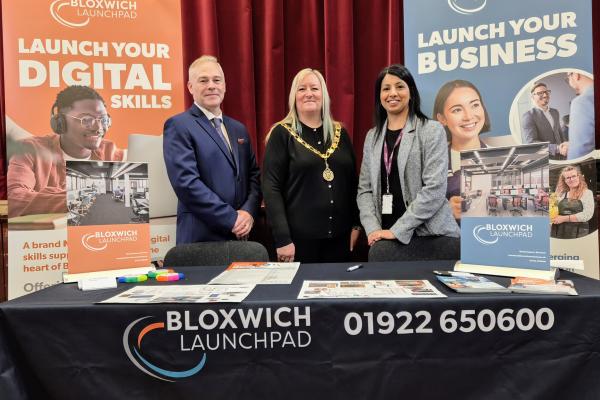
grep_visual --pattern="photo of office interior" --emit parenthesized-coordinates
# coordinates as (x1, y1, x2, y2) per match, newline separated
(66, 161, 149, 226)
(460, 144, 549, 218)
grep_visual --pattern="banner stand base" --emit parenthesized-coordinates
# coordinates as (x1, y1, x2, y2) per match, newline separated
(63, 265, 155, 283)
(454, 261, 558, 280)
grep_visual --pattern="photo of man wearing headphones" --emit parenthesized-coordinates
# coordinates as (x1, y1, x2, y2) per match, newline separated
(7, 85, 124, 218)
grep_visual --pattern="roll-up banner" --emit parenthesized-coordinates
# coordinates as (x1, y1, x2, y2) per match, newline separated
(404, 0, 598, 278)
(2, 0, 184, 298)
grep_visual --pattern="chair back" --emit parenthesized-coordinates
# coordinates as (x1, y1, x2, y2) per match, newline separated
(542, 196, 549, 207)
(488, 196, 497, 208)
(513, 197, 521, 207)
(164, 241, 269, 267)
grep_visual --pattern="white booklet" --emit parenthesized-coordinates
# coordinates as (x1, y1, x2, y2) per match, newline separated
(298, 280, 446, 299)
(208, 262, 300, 285)
(100, 284, 255, 304)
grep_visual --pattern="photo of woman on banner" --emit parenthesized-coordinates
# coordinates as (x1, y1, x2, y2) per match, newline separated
(8, 85, 124, 218)
(262, 68, 360, 263)
(357, 64, 460, 262)
(433, 80, 491, 221)
(551, 164, 596, 239)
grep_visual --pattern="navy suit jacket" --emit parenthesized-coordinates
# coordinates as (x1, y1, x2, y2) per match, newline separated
(163, 106, 261, 244)
(521, 107, 564, 156)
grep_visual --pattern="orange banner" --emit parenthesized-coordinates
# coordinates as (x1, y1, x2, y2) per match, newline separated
(2, 0, 184, 148)
(68, 223, 150, 273)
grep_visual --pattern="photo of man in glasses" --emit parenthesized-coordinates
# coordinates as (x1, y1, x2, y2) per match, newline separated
(520, 81, 567, 160)
(8, 85, 124, 218)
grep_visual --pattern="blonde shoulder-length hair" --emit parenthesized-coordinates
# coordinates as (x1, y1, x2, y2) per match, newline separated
(266, 68, 337, 144)
(555, 165, 588, 199)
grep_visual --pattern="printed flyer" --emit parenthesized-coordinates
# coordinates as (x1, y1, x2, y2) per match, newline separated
(459, 143, 551, 271)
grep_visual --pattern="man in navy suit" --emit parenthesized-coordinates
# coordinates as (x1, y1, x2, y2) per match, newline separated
(521, 81, 566, 159)
(163, 55, 261, 244)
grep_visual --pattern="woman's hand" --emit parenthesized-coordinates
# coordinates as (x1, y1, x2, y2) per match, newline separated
(367, 230, 396, 246)
(350, 228, 361, 251)
(449, 196, 462, 220)
(551, 215, 571, 225)
(277, 243, 295, 262)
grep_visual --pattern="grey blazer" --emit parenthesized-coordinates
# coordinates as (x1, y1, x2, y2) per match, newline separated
(357, 116, 460, 244)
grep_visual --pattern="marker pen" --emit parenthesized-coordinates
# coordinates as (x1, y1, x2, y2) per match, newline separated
(347, 264, 363, 272)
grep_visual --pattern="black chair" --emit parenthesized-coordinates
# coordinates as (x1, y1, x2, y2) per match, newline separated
(164, 241, 269, 266)
(131, 201, 149, 223)
(368, 236, 460, 262)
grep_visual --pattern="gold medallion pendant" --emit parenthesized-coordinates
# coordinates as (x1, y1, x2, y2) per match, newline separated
(323, 167, 334, 182)
(280, 122, 341, 183)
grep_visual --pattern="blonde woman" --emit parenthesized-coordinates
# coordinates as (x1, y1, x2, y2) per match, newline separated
(552, 165, 594, 238)
(262, 68, 361, 263)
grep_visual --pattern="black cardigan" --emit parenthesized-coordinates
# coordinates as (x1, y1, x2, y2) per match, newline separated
(262, 122, 360, 247)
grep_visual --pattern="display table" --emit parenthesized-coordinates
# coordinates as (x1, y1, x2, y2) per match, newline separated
(1, 261, 599, 400)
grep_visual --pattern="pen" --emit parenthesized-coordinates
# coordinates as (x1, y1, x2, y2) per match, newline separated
(347, 264, 363, 272)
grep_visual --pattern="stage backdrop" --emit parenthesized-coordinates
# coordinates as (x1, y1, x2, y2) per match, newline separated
(2, 0, 184, 298)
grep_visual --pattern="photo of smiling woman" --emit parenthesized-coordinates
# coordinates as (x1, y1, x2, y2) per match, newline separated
(433, 80, 491, 221)
(262, 68, 360, 263)
(551, 164, 595, 239)
(357, 64, 460, 262)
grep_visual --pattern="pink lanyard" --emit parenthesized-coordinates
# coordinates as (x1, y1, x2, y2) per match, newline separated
(383, 130, 403, 193)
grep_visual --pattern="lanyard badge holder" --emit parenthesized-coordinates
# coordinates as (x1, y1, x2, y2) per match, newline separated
(382, 130, 403, 215)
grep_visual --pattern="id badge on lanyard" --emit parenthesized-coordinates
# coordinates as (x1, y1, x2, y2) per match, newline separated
(382, 130, 402, 215)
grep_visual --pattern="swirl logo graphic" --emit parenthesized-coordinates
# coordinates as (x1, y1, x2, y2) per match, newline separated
(81, 233, 108, 252)
(472, 225, 498, 245)
(447, 0, 487, 15)
(123, 316, 206, 382)
(50, 0, 90, 28)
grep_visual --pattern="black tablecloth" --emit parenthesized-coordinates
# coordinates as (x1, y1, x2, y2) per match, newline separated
(1, 261, 600, 400)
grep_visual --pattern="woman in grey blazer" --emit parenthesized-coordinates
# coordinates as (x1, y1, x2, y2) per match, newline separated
(357, 64, 460, 261)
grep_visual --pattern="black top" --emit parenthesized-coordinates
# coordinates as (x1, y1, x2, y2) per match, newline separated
(380, 128, 406, 229)
(262, 122, 360, 247)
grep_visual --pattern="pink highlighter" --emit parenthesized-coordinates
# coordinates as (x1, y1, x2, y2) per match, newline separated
(156, 273, 185, 282)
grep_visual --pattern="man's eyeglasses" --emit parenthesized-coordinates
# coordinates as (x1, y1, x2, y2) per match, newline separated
(65, 114, 111, 130)
(533, 90, 551, 97)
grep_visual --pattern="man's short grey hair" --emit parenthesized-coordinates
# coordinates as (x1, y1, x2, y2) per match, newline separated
(188, 55, 221, 81)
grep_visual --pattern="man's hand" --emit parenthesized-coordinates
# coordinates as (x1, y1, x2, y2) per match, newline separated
(559, 142, 569, 157)
(277, 243, 295, 262)
(232, 210, 254, 239)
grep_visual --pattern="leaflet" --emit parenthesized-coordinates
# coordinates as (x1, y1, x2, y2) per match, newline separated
(436, 275, 509, 294)
(298, 280, 446, 299)
(208, 262, 300, 285)
(100, 284, 255, 304)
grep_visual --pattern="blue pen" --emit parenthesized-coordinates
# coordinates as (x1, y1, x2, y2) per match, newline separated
(347, 264, 363, 272)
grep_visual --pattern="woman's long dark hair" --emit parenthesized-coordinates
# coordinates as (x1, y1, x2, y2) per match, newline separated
(373, 64, 428, 136)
